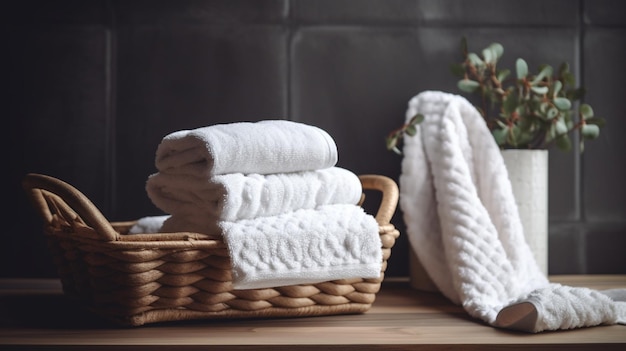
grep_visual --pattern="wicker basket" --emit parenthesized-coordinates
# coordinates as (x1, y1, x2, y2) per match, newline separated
(22, 173, 400, 327)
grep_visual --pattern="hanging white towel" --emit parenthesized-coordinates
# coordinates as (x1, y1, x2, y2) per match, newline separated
(400, 90, 626, 332)
(146, 167, 362, 222)
(155, 120, 338, 177)
(221, 204, 382, 290)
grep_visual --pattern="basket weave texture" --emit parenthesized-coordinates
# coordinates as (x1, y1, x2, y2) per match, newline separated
(23, 173, 400, 327)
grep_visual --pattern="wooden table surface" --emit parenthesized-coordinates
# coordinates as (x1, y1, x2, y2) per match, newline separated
(1, 275, 625, 350)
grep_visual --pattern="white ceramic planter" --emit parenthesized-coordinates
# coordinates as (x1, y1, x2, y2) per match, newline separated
(409, 149, 549, 291)
(501, 149, 549, 276)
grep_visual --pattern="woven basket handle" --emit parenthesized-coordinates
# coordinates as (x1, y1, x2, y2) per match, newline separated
(22, 173, 398, 241)
(358, 174, 399, 225)
(22, 173, 119, 241)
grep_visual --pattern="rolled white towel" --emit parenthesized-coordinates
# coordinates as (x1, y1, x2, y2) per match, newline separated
(146, 167, 363, 222)
(155, 120, 338, 177)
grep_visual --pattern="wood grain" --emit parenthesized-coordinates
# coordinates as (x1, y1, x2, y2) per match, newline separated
(1, 275, 625, 350)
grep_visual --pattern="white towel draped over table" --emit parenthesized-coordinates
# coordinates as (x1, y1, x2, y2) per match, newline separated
(400, 90, 626, 332)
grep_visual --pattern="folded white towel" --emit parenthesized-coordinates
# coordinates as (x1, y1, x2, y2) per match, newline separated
(159, 214, 222, 236)
(221, 204, 382, 290)
(127, 215, 218, 237)
(400, 90, 626, 332)
(155, 120, 338, 177)
(146, 167, 362, 221)
(128, 215, 170, 234)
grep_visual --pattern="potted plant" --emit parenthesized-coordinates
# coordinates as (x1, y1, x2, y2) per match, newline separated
(387, 38, 605, 276)
(387, 38, 605, 153)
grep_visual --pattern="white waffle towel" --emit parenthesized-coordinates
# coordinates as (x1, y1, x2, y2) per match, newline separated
(400, 90, 626, 332)
(146, 167, 362, 222)
(221, 204, 382, 290)
(126, 206, 383, 291)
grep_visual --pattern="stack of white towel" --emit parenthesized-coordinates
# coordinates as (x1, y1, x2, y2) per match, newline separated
(138, 120, 382, 290)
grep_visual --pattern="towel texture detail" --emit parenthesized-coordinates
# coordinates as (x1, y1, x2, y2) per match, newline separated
(400, 90, 626, 332)
(146, 167, 362, 221)
(221, 204, 382, 290)
(155, 120, 337, 176)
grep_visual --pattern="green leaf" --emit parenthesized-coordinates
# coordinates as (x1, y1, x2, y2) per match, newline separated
(562, 72, 576, 87)
(405, 124, 417, 136)
(567, 87, 585, 102)
(546, 122, 556, 141)
(555, 118, 568, 135)
(519, 116, 533, 131)
(482, 48, 494, 64)
(530, 86, 549, 95)
(553, 97, 572, 111)
(516, 58, 528, 79)
(492, 127, 509, 146)
(460, 37, 468, 55)
(386, 131, 405, 155)
(386, 133, 397, 146)
(489, 43, 504, 59)
(558, 62, 570, 76)
(517, 131, 534, 146)
(458, 79, 480, 93)
(579, 104, 594, 120)
(552, 80, 563, 96)
(531, 65, 553, 85)
(450, 63, 466, 78)
(508, 125, 521, 147)
(585, 117, 606, 127)
(582, 124, 600, 139)
(556, 134, 572, 151)
(497, 69, 510, 82)
(386, 135, 398, 151)
(468, 53, 484, 67)
(502, 94, 518, 114)
(410, 113, 425, 125)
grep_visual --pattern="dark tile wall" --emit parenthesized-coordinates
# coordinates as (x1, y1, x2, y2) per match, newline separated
(579, 0, 626, 273)
(114, 2, 289, 217)
(5, 0, 626, 278)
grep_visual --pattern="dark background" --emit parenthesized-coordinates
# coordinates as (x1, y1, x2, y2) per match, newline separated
(5, 0, 625, 278)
